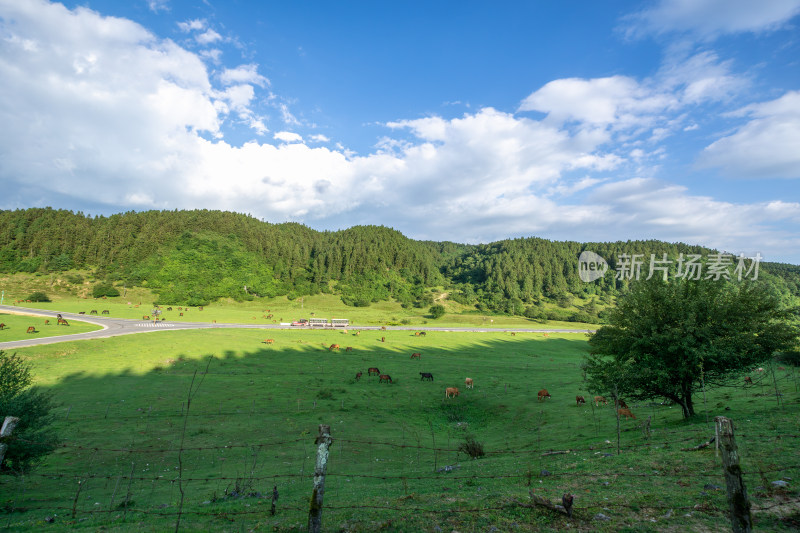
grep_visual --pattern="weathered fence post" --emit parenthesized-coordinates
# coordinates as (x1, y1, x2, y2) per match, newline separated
(715, 416, 752, 533)
(0, 416, 20, 467)
(308, 424, 333, 533)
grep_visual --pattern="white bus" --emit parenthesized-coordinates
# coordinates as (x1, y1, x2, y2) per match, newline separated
(331, 318, 349, 328)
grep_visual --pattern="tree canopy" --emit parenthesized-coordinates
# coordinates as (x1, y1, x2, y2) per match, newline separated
(584, 278, 799, 419)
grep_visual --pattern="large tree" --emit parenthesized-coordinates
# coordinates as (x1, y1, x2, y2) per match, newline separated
(584, 278, 798, 419)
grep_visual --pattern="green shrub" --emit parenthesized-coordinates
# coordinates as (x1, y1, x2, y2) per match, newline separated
(92, 283, 120, 298)
(429, 304, 446, 319)
(27, 292, 50, 302)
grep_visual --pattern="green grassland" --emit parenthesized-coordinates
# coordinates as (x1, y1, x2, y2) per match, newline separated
(0, 272, 600, 329)
(0, 312, 103, 342)
(2, 327, 799, 531)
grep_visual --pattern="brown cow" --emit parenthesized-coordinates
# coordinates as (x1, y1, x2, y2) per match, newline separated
(744, 376, 753, 385)
(346, 347, 354, 352)
(415, 331, 420, 336)
(368, 367, 380, 376)
(58, 319, 69, 326)
(44, 319, 50, 325)
(90, 310, 98, 315)
(445, 387, 459, 398)
(26, 326, 36, 333)
(576, 395, 586, 406)
(378, 374, 393, 384)
(594, 395, 607, 406)
(381, 336, 386, 342)
(616, 399, 629, 409)
(381, 326, 387, 331)
(329, 344, 340, 351)
(537, 389, 551, 401)
(411, 352, 421, 359)
(355, 371, 363, 381)
(0, 323, 6, 330)
(102, 310, 110, 315)
(617, 408, 636, 419)
(465, 377, 474, 389)
(263, 339, 275, 344)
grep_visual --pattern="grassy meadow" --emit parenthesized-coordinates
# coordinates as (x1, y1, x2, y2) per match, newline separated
(0, 312, 103, 342)
(2, 325, 799, 531)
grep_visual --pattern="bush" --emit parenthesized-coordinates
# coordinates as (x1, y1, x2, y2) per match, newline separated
(458, 434, 485, 459)
(92, 283, 120, 298)
(429, 304, 446, 319)
(27, 292, 50, 302)
(0, 351, 59, 474)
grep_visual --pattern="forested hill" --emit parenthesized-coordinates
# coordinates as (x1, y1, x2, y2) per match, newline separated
(1, 208, 797, 314)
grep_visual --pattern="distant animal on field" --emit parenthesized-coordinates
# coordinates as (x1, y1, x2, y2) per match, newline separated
(744, 376, 753, 385)
(381, 326, 387, 331)
(368, 367, 380, 376)
(616, 399, 629, 409)
(58, 319, 69, 326)
(381, 336, 385, 342)
(44, 319, 50, 325)
(26, 326, 36, 333)
(90, 310, 98, 315)
(411, 352, 421, 359)
(143, 316, 150, 320)
(465, 377, 473, 389)
(594, 396, 607, 406)
(445, 387, 459, 398)
(78, 311, 86, 314)
(263, 339, 274, 344)
(576, 395, 586, 406)
(355, 371, 362, 381)
(0, 323, 6, 330)
(167, 307, 172, 311)
(346, 347, 353, 352)
(102, 310, 109, 315)
(329, 344, 340, 351)
(419, 331, 426, 336)
(420, 372, 433, 381)
(617, 408, 636, 419)
(378, 374, 393, 384)
(537, 389, 551, 401)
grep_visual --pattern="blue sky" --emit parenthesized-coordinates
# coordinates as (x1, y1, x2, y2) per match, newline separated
(1, 0, 799, 262)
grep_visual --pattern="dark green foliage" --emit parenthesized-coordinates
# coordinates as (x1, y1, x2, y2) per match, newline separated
(26, 291, 50, 302)
(429, 304, 446, 319)
(458, 434, 485, 459)
(91, 282, 120, 298)
(0, 208, 798, 312)
(585, 278, 799, 419)
(0, 351, 59, 474)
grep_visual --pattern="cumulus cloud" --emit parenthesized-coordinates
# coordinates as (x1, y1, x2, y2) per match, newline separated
(623, 0, 800, 39)
(698, 91, 800, 178)
(0, 0, 797, 262)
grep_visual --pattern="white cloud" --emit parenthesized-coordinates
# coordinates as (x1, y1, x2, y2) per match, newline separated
(220, 64, 269, 87)
(274, 131, 302, 143)
(196, 29, 222, 45)
(147, 0, 169, 13)
(624, 0, 800, 39)
(177, 19, 205, 32)
(699, 91, 800, 178)
(309, 134, 330, 143)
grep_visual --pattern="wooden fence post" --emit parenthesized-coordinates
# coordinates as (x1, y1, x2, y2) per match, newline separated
(715, 416, 752, 533)
(308, 424, 333, 533)
(0, 416, 20, 467)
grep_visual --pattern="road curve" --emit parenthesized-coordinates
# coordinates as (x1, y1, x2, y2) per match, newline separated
(0, 304, 594, 350)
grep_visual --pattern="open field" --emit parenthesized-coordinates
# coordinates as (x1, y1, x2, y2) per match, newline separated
(0, 312, 103, 342)
(0, 272, 603, 329)
(2, 327, 799, 531)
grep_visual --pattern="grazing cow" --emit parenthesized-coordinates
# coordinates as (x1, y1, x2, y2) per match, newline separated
(445, 387, 459, 398)
(511, 332, 516, 336)
(617, 408, 636, 419)
(378, 374, 393, 384)
(78, 311, 86, 314)
(58, 319, 69, 326)
(368, 367, 380, 376)
(419, 331, 426, 336)
(594, 395, 607, 406)
(537, 389, 551, 401)
(744, 376, 753, 385)
(44, 319, 50, 325)
(198, 306, 204, 311)
(167, 307, 172, 311)
(420, 372, 434, 381)
(346, 347, 353, 352)
(179, 312, 183, 316)
(102, 310, 110, 315)
(355, 371, 363, 381)
(465, 377, 474, 389)
(411, 352, 421, 359)
(90, 310, 98, 315)
(543, 333, 549, 338)
(56, 314, 62, 320)
(143, 315, 150, 320)
(329, 344, 340, 351)
(381, 337, 386, 342)
(178, 307, 183, 311)
(616, 399, 629, 409)
(263, 339, 275, 344)
(355, 331, 360, 336)
(0, 323, 6, 330)
(576, 395, 586, 406)
(415, 332, 420, 336)
(27, 326, 36, 333)
(381, 326, 387, 331)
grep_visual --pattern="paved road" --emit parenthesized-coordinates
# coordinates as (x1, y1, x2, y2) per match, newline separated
(0, 304, 594, 350)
